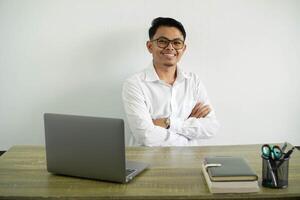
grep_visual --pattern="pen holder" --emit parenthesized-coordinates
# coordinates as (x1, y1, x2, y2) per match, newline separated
(262, 156, 289, 188)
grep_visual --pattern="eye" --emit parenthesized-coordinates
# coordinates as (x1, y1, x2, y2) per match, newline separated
(157, 39, 169, 45)
(173, 40, 183, 46)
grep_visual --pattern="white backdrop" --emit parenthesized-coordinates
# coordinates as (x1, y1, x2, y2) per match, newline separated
(1, 0, 299, 150)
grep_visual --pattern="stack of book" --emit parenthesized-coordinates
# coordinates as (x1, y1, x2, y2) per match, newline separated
(201, 156, 260, 193)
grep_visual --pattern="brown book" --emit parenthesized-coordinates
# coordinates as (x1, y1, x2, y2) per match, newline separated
(203, 156, 258, 181)
(201, 163, 259, 193)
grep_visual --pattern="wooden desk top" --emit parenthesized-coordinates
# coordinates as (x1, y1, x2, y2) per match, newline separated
(0, 144, 299, 200)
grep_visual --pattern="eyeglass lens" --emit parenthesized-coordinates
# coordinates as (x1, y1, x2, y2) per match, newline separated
(155, 38, 184, 50)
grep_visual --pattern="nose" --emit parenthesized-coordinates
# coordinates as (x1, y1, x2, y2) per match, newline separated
(165, 42, 175, 50)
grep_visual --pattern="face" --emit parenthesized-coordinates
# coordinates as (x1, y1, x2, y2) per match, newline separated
(147, 26, 186, 68)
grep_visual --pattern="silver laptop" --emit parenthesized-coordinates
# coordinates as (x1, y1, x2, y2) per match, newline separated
(44, 113, 149, 183)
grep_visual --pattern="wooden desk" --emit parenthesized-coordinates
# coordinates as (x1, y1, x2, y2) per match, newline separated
(0, 145, 299, 200)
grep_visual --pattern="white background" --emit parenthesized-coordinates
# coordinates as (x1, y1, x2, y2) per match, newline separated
(0, 0, 299, 150)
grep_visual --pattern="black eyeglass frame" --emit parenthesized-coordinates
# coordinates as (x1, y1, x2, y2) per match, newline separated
(150, 37, 185, 50)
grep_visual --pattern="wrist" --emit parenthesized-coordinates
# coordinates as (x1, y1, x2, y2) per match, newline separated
(165, 118, 170, 129)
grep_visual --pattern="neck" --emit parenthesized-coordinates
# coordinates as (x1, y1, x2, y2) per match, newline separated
(153, 63, 177, 85)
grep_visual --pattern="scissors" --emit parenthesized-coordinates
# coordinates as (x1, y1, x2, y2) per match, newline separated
(261, 144, 283, 160)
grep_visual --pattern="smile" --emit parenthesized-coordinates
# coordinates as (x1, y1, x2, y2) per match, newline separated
(162, 53, 176, 57)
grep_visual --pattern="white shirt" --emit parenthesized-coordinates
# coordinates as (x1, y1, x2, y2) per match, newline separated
(122, 64, 220, 146)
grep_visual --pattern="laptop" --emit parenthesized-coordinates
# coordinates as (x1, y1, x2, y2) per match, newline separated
(44, 113, 149, 183)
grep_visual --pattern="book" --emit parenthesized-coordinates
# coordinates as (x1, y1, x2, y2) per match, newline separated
(203, 156, 258, 181)
(201, 163, 260, 193)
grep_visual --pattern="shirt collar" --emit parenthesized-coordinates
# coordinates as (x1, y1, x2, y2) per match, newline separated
(144, 63, 190, 82)
(176, 67, 190, 82)
(144, 63, 160, 82)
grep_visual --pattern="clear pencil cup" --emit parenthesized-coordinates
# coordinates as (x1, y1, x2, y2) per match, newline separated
(262, 156, 289, 188)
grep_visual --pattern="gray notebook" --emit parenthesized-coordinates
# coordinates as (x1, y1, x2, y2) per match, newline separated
(203, 156, 258, 182)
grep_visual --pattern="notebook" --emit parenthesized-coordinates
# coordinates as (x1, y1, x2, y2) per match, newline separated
(201, 163, 259, 193)
(44, 113, 149, 183)
(203, 156, 258, 181)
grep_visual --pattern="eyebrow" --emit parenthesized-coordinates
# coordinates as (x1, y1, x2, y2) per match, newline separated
(155, 36, 184, 41)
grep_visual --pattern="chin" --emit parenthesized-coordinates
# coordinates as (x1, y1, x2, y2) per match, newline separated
(163, 63, 176, 67)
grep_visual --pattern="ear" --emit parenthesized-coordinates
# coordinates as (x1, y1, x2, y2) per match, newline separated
(146, 41, 153, 53)
(182, 44, 187, 53)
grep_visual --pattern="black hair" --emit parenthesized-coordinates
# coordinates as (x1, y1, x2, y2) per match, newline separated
(148, 17, 186, 40)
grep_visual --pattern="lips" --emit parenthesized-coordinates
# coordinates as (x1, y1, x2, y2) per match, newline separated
(161, 52, 176, 58)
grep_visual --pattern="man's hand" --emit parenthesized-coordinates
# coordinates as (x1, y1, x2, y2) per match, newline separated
(189, 102, 211, 118)
(152, 118, 168, 128)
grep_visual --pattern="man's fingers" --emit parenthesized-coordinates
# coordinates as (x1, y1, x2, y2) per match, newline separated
(194, 105, 211, 118)
(201, 106, 211, 117)
(189, 102, 212, 118)
(190, 102, 202, 116)
(152, 118, 166, 128)
(194, 106, 207, 118)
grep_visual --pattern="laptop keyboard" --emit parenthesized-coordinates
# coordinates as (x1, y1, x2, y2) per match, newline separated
(126, 168, 136, 176)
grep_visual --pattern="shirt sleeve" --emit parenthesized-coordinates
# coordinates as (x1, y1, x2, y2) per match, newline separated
(122, 77, 190, 146)
(169, 78, 220, 140)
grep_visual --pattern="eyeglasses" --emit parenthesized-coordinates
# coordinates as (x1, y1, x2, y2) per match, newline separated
(151, 37, 185, 50)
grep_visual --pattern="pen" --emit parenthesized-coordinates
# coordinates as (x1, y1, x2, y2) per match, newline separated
(283, 147, 295, 159)
(277, 146, 298, 168)
(281, 142, 288, 153)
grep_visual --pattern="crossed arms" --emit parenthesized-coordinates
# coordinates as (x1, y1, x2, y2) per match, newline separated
(122, 78, 220, 146)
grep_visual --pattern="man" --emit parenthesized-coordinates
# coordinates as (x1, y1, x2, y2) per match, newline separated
(122, 17, 220, 146)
